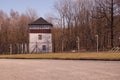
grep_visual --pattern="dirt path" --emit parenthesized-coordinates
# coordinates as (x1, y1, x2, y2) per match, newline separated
(0, 59, 120, 80)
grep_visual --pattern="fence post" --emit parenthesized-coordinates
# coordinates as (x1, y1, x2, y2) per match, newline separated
(10, 44, 12, 54)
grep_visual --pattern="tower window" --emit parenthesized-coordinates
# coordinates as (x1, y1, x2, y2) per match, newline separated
(38, 35, 42, 40)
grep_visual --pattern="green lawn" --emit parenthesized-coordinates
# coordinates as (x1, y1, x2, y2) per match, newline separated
(0, 52, 120, 60)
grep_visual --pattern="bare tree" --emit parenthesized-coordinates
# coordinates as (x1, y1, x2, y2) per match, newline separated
(0, 8, 38, 54)
(93, 0, 120, 48)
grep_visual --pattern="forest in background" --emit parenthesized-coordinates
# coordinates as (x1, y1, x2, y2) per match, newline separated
(0, 0, 120, 54)
(0, 9, 37, 54)
(49, 0, 120, 52)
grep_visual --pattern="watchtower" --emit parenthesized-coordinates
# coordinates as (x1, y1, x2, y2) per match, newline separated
(28, 17, 53, 53)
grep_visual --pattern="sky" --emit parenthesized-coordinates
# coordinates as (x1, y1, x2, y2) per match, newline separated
(0, 0, 56, 18)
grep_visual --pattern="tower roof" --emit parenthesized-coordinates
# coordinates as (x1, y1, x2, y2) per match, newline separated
(29, 17, 53, 26)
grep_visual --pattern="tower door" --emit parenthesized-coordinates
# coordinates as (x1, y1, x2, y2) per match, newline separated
(42, 45, 47, 51)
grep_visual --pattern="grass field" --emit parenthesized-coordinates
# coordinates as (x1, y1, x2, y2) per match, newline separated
(0, 52, 120, 60)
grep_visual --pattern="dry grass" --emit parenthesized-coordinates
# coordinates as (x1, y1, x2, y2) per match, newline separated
(0, 52, 120, 60)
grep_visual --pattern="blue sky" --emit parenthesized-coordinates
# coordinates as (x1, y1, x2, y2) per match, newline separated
(0, 0, 56, 17)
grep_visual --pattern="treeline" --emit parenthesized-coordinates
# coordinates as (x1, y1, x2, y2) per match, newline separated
(50, 0, 120, 52)
(0, 9, 38, 54)
(0, 0, 120, 54)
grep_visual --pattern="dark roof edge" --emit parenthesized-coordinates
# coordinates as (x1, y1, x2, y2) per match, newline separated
(28, 23, 53, 26)
(28, 17, 53, 26)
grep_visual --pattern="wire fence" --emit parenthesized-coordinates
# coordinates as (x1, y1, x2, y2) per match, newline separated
(0, 42, 52, 54)
(29, 42, 52, 53)
(0, 42, 120, 54)
(0, 43, 28, 54)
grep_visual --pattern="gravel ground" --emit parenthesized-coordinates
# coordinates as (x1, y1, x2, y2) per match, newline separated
(0, 59, 120, 80)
